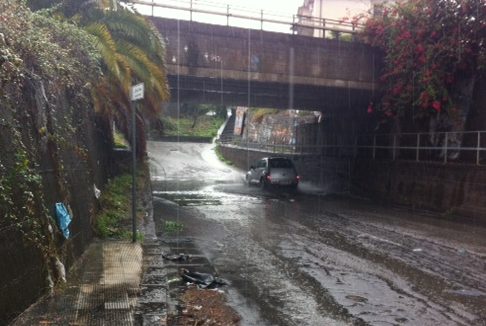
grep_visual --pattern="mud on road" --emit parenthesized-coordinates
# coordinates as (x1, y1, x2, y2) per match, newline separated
(148, 141, 486, 326)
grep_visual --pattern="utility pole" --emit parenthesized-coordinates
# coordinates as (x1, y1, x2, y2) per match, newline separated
(130, 83, 144, 242)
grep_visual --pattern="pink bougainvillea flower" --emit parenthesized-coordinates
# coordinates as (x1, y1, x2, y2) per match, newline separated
(432, 101, 442, 113)
(418, 54, 426, 64)
(415, 44, 425, 54)
(391, 84, 403, 95)
(419, 91, 430, 108)
(367, 103, 374, 114)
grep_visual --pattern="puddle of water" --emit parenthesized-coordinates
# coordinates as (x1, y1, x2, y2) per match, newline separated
(278, 236, 475, 325)
(446, 289, 486, 298)
(153, 191, 222, 206)
(345, 295, 368, 303)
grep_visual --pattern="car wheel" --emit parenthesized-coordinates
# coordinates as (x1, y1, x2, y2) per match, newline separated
(260, 178, 267, 190)
(245, 174, 251, 186)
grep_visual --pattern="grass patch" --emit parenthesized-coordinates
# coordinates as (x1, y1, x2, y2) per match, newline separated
(113, 129, 129, 149)
(161, 116, 225, 138)
(95, 174, 143, 240)
(215, 145, 233, 166)
(251, 108, 279, 123)
(165, 220, 184, 234)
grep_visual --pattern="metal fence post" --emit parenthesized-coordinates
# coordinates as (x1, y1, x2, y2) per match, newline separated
(444, 132, 448, 164)
(392, 134, 397, 160)
(477, 131, 481, 165)
(226, 5, 230, 26)
(131, 102, 137, 243)
(151, 0, 154, 16)
(261, 10, 264, 30)
(372, 135, 376, 159)
(416, 133, 420, 161)
(190, 0, 193, 21)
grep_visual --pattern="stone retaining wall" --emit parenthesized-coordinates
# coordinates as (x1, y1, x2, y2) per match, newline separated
(220, 145, 486, 223)
(352, 159, 486, 223)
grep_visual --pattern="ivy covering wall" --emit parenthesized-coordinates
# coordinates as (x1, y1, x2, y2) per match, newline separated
(1, 1, 108, 323)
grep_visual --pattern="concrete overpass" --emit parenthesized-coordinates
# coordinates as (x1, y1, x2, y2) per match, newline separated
(150, 17, 380, 111)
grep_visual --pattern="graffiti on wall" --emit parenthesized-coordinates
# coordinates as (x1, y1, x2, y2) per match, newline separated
(234, 107, 247, 135)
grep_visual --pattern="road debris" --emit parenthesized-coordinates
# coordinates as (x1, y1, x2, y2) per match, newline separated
(162, 253, 191, 261)
(180, 268, 228, 289)
(168, 286, 240, 326)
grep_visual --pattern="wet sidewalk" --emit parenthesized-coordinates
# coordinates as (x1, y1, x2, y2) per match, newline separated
(11, 240, 142, 326)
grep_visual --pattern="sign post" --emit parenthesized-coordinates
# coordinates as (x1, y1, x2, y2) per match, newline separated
(130, 83, 144, 243)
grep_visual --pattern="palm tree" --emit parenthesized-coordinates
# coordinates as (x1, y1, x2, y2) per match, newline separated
(83, 6, 170, 157)
(33, 0, 170, 157)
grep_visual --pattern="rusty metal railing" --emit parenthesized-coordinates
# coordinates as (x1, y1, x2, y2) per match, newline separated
(126, 0, 363, 36)
(217, 130, 486, 166)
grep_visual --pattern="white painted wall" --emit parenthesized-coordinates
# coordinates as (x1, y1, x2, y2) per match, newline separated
(297, 0, 393, 37)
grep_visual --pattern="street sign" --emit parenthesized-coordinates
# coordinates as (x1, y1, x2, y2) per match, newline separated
(131, 83, 144, 101)
(130, 82, 144, 242)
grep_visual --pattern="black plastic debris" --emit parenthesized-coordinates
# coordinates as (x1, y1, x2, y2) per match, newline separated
(162, 253, 190, 261)
(180, 268, 228, 289)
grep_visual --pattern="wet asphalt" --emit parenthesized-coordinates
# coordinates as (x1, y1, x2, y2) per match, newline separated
(148, 141, 486, 326)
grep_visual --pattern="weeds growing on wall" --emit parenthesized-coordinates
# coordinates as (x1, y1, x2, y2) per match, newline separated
(161, 116, 226, 138)
(0, 143, 52, 256)
(164, 220, 184, 234)
(251, 109, 280, 124)
(0, 129, 61, 295)
(95, 175, 132, 238)
(95, 171, 148, 240)
(0, 1, 102, 286)
(215, 145, 233, 166)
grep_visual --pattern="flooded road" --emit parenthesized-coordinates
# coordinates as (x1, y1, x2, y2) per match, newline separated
(148, 141, 486, 326)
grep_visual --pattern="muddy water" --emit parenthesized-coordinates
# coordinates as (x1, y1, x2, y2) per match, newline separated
(148, 141, 486, 326)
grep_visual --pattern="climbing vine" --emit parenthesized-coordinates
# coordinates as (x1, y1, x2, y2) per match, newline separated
(0, 141, 52, 256)
(359, 0, 485, 128)
(0, 0, 104, 287)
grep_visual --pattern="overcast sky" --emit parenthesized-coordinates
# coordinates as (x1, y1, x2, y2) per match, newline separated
(133, 0, 371, 33)
(208, 0, 303, 15)
(134, 0, 304, 32)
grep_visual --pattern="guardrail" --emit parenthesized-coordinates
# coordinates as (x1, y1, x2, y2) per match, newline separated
(217, 130, 486, 165)
(127, 0, 363, 36)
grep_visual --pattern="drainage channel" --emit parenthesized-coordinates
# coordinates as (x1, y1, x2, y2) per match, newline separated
(135, 237, 218, 326)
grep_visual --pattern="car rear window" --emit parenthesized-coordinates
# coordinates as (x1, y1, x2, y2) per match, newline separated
(269, 159, 293, 168)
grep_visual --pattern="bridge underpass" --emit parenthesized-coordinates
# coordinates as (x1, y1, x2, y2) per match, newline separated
(166, 75, 372, 110)
(141, 9, 486, 325)
(150, 17, 380, 111)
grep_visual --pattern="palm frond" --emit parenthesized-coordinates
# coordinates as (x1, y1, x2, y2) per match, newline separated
(103, 8, 166, 64)
(116, 40, 169, 102)
(85, 23, 121, 78)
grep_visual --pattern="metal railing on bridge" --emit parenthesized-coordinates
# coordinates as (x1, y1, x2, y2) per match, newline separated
(217, 130, 486, 166)
(126, 0, 363, 36)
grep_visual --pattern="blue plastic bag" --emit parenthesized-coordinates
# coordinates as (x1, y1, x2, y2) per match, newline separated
(55, 203, 72, 239)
